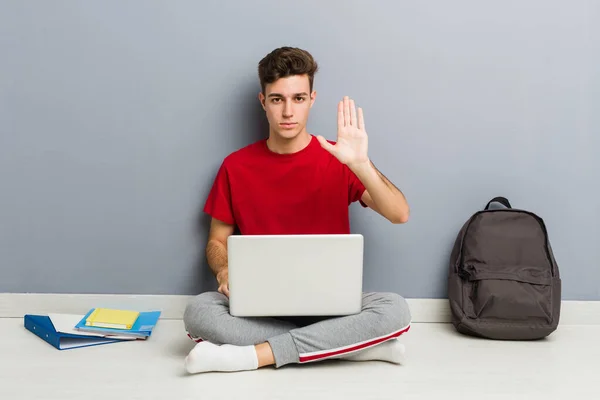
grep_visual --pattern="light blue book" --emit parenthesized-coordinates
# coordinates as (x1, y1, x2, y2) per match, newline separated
(74, 309, 161, 338)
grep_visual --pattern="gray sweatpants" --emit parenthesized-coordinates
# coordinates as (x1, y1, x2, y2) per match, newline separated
(183, 291, 411, 368)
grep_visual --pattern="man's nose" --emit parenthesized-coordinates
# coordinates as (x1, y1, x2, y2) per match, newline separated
(283, 101, 293, 117)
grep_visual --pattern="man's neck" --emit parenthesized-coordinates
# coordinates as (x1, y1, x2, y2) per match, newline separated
(266, 131, 312, 154)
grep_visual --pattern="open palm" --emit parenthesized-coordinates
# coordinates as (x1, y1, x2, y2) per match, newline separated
(317, 96, 369, 167)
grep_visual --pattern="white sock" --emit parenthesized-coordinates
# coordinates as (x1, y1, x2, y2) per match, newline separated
(341, 339, 406, 364)
(185, 341, 259, 374)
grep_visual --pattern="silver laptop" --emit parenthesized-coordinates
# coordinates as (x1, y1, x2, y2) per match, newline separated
(227, 234, 364, 317)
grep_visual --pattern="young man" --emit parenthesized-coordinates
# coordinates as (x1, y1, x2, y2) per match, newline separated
(183, 47, 412, 374)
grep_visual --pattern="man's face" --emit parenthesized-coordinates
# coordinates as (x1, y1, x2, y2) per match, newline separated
(259, 74, 316, 141)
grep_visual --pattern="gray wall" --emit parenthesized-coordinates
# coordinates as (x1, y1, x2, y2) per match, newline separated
(1, 1, 598, 299)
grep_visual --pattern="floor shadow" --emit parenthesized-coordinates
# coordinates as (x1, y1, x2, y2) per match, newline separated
(172, 337, 197, 357)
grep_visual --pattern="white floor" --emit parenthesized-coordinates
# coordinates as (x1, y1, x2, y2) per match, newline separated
(0, 318, 597, 400)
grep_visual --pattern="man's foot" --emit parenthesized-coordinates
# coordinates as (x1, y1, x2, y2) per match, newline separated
(185, 341, 259, 374)
(341, 339, 406, 364)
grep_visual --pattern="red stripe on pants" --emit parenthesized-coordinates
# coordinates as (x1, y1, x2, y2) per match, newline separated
(299, 325, 410, 363)
(187, 333, 204, 343)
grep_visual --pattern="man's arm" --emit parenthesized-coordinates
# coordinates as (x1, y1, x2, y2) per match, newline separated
(206, 218, 235, 297)
(352, 160, 409, 224)
(315, 96, 409, 225)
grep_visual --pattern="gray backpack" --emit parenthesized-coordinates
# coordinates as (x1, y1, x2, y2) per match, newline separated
(448, 197, 561, 340)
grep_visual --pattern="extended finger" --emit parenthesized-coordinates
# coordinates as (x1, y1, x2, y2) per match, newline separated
(357, 107, 365, 131)
(337, 101, 344, 128)
(344, 96, 350, 126)
(350, 99, 357, 127)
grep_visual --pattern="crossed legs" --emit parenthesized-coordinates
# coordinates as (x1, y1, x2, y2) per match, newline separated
(183, 291, 411, 373)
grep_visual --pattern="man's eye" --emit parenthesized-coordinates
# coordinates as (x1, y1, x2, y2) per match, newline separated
(296, 97, 305, 102)
(271, 98, 281, 103)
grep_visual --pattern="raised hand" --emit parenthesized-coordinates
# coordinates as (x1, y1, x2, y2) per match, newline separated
(317, 96, 369, 167)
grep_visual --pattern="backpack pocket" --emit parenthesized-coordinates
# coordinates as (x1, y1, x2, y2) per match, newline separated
(461, 266, 554, 324)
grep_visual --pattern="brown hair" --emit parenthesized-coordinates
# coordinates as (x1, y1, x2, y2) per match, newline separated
(258, 47, 319, 93)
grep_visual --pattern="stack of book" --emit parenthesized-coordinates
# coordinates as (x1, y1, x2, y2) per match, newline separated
(24, 308, 161, 350)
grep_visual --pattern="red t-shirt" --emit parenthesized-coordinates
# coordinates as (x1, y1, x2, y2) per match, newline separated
(203, 134, 367, 235)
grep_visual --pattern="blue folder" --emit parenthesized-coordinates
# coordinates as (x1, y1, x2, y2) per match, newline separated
(24, 315, 126, 350)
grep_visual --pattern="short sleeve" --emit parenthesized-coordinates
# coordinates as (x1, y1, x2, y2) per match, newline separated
(347, 166, 367, 207)
(203, 161, 236, 225)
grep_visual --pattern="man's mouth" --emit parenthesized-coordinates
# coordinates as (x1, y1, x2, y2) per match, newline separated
(280, 122, 297, 129)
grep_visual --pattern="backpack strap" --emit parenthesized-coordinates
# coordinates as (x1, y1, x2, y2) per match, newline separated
(484, 196, 512, 210)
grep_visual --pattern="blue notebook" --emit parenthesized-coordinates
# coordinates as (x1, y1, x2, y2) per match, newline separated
(74, 309, 161, 338)
(24, 315, 127, 350)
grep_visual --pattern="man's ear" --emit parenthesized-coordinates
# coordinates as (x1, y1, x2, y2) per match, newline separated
(310, 90, 317, 108)
(258, 92, 266, 110)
